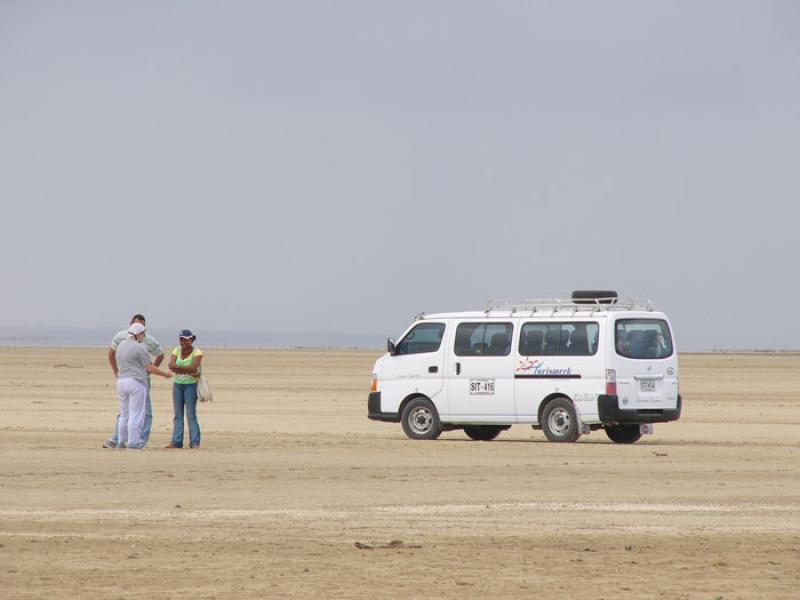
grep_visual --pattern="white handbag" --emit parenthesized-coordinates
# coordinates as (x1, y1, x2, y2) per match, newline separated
(197, 373, 213, 402)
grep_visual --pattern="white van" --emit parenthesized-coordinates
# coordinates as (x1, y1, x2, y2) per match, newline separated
(368, 291, 681, 443)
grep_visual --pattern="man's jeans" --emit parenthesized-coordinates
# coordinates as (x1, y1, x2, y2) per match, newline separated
(109, 377, 152, 445)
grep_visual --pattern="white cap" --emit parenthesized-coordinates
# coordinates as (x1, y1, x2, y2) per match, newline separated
(128, 323, 146, 336)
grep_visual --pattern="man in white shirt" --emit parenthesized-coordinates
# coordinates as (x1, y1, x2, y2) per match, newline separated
(103, 314, 164, 448)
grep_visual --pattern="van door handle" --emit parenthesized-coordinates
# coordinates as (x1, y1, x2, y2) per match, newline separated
(456, 362, 461, 375)
(428, 366, 438, 373)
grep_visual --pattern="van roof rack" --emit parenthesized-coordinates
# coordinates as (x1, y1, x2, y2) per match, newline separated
(484, 297, 654, 313)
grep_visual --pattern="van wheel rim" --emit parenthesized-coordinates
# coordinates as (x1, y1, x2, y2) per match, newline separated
(409, 407, 433, 434)
(548, 407, 571, 436)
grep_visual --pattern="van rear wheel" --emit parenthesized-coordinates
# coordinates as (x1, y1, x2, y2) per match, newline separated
(605, 424, 642, 444)
(400, 397, 442, 441)
(464, 426, 503, 441)
(541, 398, 580, 443)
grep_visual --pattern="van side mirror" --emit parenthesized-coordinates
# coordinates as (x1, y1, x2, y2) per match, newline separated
(387, 338, 396, 355)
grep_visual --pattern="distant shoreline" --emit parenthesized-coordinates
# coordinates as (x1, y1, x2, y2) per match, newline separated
(0, 344, 797, 355)
(0, 328, 385, 350)
(0, 343, 383, 351)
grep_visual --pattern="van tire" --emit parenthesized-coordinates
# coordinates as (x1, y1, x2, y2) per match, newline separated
(464, 426, 503, 441)
(604, 424, 642, 444)
(541, 398, 580, 443)
(400, 397, 442, 441)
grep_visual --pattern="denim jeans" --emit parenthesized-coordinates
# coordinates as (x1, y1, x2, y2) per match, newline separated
(110, 377, 152, 445)
(172, 382, 201, 448)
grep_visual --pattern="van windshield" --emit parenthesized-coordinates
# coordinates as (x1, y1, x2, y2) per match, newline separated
(615, 319, 673, 359)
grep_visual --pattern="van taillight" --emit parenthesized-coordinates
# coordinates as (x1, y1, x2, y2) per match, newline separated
(371, 375, 379, 392)
(606, 369, 617, 395)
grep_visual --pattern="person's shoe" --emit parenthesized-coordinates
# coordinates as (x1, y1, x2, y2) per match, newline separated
(102, 440, 117, 449)
(117, 442, 127, 449)
(127, 444, 145, 450)
(190, 445, 200, 449)
(164, 443, 182, 449)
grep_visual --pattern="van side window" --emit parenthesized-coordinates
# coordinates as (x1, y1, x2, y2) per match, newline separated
(454, 322, 513, 357)
(519, 322, 599, 356)
(395, 323, 445, 355)
(615, 319, 672, 359)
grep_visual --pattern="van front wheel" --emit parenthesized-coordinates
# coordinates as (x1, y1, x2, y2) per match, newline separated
(401, 398, 442, 441)
(541, 398, 580, 443)
(605, 424, 642, 444)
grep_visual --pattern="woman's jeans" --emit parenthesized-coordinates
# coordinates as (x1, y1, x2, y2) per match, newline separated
(172, 383, 201, 448)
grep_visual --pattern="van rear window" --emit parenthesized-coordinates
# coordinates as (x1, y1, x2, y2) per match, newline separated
(519, 322, 598, 356)
(615, 319, 673, 359)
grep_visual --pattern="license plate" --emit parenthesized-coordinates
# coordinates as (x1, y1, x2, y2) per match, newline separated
(640, 380, 655, 392)
(470, 378, 495, 395)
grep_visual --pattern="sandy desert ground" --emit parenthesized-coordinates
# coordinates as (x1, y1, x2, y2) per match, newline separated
(1, 347, 799, 599)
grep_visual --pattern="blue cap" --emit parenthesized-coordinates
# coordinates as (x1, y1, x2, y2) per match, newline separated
(179, 329, 195, 340)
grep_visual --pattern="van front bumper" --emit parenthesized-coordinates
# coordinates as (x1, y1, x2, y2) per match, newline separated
(367, 392, 400, 422)
(598, 394, 682, 424)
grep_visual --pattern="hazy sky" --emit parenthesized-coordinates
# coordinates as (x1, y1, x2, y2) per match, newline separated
(2, 1, 799, 350)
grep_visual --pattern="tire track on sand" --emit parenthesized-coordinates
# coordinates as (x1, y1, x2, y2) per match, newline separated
(0, 501, 795, 522)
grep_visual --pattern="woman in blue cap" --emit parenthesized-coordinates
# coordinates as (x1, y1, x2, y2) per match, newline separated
(166, 329, 203, 448)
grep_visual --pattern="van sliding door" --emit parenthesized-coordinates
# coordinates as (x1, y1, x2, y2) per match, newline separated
(446, 321, 515, 422)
